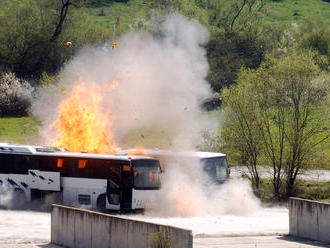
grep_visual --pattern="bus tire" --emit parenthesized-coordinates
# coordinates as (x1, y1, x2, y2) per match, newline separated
(96, 194, 106, 212)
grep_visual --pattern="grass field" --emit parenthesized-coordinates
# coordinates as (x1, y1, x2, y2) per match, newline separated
(86, 0, 156, 32)
(0, 117, 40, 144)
(265, 0, 330, 24)
(0, 0, 329, 32)
(259, 178, 330, 202)
(85, 0, 330, 32)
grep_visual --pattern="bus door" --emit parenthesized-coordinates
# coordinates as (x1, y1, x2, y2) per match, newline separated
(120, 164, 133, 211)
(106, 164, 121, 210)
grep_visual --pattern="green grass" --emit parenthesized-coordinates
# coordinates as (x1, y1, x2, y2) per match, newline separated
(85, 0, 156, 33)
(0, 117, 41, 144)
(0, 0, 329, 32)
(258, 178, 330, 202)
(265, 0, 330, 24)
(85, 0, 330, 32)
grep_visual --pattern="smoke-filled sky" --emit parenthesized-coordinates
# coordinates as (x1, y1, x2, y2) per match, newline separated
(33, 13, 215, 150)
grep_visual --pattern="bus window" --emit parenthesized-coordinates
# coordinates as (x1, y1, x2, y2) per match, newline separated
(132, 159, 161, 190)
(36, 156, 57, 172)
(78, 160, 87, 169)
(202, 157, 228, 182)
(14, 155, 32, 174)
(57, 159, 63, 168)
(0, 154, 15, 174)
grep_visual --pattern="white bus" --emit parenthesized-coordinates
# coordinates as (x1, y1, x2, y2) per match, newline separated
(124, 149, 230, 183)
(0, 143, 161, 211)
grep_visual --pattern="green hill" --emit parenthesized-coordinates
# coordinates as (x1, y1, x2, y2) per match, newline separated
(84, 0, 330, 32)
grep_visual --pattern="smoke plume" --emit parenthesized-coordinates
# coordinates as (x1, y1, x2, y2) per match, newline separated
(32, 12, 260, 216)
(33, 13, 213, 150)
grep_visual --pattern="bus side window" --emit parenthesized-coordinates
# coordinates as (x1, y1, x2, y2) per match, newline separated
(93, 159, 110, 179)
(76, 159, 93, 178)
(13, 155, 32, 174)
(36, 156, 57, 172)
(64, 158, 78, 177)
(0, 154, 13, 174)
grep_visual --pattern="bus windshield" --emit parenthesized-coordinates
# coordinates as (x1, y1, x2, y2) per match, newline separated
(201, 156, 228, 182)
(132, 159, 161, 189)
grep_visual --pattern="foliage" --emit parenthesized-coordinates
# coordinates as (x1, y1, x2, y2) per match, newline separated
(221, 69, 264, 190)
(259, 178, 330, 203)
(222, 52, 330, 199)
(0, 0, 111, 77)
(206, 23, 283, 94)
(147, 231, 172, 248)
(296, 19, 330, 69)
(0, 72, 34, 116)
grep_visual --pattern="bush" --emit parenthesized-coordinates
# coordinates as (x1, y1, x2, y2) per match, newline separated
(0, 72, 34, 116)
(147, 231, 172, 248)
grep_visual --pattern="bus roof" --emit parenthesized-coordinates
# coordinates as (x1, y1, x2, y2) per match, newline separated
(0, 143, 154, 161)
(121, 148, 226, 158)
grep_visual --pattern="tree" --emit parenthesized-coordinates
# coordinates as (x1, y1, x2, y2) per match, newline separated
(0, 0, 110, 77)
(221, 76, 263, 191)
(207, 0, 266, 33)
(222, 52, 330, 199)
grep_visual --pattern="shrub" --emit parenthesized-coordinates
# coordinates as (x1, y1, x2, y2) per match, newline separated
(147, 231, 172, 248)
(0, 72, 34, 116)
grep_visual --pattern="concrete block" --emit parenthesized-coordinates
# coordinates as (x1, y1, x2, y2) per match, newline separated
(51, 204, 192, 248)
(74, 210, 92, 248)
(289, 198, 330, 243)
(91, 213, 111, 248)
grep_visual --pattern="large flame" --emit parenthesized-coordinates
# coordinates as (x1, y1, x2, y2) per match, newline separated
(51, 79, 118, 153)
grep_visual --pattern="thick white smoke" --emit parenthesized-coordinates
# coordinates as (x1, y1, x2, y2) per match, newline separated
(33, 13, 213, 150)
(32, 12, 260, 217)
(146, 157, 260, 217)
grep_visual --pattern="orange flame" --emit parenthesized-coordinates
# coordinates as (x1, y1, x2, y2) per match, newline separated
(51, 79, 118, 153)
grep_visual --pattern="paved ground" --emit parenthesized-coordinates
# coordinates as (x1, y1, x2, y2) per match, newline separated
(194, 236, 330, 248)
(0, 207, 329, 248)
(1, 236, 330, 248)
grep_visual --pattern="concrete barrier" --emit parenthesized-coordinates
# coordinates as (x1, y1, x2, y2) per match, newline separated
(289, 197, 330, 243)
(51, 204, 193, 248)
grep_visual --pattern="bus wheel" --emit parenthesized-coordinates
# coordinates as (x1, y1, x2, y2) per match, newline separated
(96, 194, 106, 212)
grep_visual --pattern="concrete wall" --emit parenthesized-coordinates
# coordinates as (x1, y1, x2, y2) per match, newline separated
(51, 204, 192, 248)
(289, 197, 330, 243)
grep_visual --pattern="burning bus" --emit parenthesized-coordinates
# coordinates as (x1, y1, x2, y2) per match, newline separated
(0, 143, 161, 211)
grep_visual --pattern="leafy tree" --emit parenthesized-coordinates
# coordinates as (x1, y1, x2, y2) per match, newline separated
(222, 52, 330, 199)
(221, 75, 263, 190)
(0, 0, 111, 77)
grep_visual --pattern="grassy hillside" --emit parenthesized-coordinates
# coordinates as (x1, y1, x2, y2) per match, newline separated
(265, 0, 330, 24)
(86, 0, 156, 32)
(84, 0, 330, 33)
(0, 0, 328, 33)
(0, 117, 40, 144)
